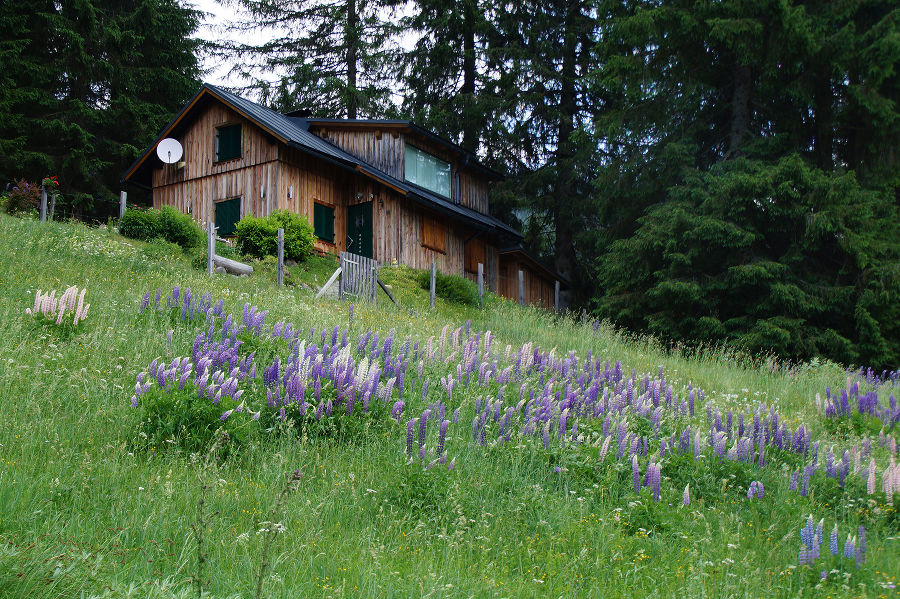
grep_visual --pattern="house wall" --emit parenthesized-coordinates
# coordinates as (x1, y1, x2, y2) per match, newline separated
(152, 102, 282, 224)
(312, 126, 491, 215)
(498, 255, 555, 309)
(147, 102, 501, 289)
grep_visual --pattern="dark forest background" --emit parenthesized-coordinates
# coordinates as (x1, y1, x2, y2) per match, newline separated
(1, 0, 898, 368)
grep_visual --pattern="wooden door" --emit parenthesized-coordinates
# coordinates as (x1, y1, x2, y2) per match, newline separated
(346, 202, 373, 258)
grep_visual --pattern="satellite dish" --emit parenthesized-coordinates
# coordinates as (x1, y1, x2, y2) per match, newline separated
(156, 138, 183, 164)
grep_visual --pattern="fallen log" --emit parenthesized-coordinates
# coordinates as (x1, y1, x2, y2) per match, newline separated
(212, 254, 254, 276)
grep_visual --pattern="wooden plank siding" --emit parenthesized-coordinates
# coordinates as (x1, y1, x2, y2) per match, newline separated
(313, 128, 405, 180)
(147, 100, 503, 292)
(498, 255, 555, 309)
(311, 126, 491, 214)
(152, 102, 280, 224)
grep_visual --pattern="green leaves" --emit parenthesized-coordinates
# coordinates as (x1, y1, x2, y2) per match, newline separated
(597, 154, 900, 368)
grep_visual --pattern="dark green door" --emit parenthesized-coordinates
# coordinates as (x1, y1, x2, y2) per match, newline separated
(215, 197, 241, 236)
(346, 202, 373, 258)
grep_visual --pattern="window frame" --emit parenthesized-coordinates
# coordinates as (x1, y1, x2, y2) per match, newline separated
(314, 202, 335, 244)
(214, 196, 242, 237)
(215, 123, 242, 163)
(405, 144, 452, 198)
(464, 237, 486, 273)
(421, 214, 447, 254)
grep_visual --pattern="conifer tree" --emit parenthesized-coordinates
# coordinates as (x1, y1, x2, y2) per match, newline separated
(216, 0, 398, 118)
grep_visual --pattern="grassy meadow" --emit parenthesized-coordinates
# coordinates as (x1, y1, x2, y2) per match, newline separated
(0, 213, 897, 598)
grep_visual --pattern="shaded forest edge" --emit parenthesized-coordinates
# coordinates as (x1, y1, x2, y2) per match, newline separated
(1, 0, 897, 368)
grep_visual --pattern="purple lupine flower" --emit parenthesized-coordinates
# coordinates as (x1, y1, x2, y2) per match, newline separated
(799, 545, 808, 566)
(830, 524, 839, 555)
(406, 418, 417, 456)
(391, 400, 405, 422)
(843, 535, 854, 559)
(747, 485, 756, 499)
(220, 409, 233, 421)
(418, 410, 429, 447)
(857, 526, 866, 567)
(437, 419, 449, 454)
(447, 457, 455, 470)
(683, 484, 690, 507)
(790, 471, 799, 491)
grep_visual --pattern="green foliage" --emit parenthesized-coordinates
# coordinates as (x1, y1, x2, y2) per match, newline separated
(234, 215, 276, 259)
(0, 1, 201, 218)
(267, 209, 316, 260)
(157, 206, 204, 249)
(416, 269, 479, 306)
(4, 179, 39, 215)
(119, 207, 203, 249)
(118, 207, 161, 241)
(597, 155, 900, 369)
(134, 386, 256, 456)
(234, 210, 316, 261)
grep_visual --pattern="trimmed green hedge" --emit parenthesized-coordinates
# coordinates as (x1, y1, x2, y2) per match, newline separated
(234, 209, 316, 261)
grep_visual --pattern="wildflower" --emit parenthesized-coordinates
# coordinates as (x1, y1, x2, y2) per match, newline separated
(683, 484, 690, 507)
(830, 523, 839, 556)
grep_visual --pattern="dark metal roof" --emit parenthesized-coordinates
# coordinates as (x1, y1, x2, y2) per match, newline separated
(123, 83, 521, 240)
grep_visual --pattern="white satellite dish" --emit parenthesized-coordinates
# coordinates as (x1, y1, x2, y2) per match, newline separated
(156, 138, 183, 164)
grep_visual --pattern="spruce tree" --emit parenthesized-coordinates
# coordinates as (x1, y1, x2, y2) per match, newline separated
(216, 0, 398, 118)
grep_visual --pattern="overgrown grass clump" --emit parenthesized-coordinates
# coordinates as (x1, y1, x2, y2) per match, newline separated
(0, 214, 897, 599)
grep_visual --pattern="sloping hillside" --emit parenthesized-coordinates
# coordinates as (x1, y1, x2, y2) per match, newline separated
(0, 214, 896, 598)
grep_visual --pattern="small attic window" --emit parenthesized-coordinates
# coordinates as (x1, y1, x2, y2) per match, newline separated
(215, 124, 242, 162)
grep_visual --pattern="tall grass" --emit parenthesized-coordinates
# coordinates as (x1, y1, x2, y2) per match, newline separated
(0, 214, 896, 598)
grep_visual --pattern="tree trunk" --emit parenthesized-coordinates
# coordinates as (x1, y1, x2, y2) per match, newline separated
(553, 3, 579, 308)
(460, 0, 477, 152)
(727, 64, 752, 158)
(814, 75, 834, 171)
(346, 0, 359, 119)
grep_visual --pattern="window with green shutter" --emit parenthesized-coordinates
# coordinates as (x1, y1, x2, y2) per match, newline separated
(314, 202, 335, 243)
(215, 124, 242, 162)
(215, 197, 241, 237)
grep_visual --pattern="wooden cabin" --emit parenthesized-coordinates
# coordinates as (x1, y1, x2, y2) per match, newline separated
(498, 247, 567, 310)
(123, 84, 562, 306)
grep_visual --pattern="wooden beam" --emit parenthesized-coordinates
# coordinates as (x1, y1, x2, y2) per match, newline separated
(477, 262, 484, 308)
(518, 270, 525, 306)
(316, 267, 343, 299)
(377, 277, 397, 304)
(554, 280, 560, 313)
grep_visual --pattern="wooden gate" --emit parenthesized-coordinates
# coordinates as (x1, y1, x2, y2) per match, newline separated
(339, 251, 378, 303)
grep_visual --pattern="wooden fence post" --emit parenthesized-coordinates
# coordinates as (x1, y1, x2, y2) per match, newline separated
(40, 186, 47, 222)
(477, 262, 484, 307)
(518, 269, 525, 306)
(207, 222, 215, 275)
(119, 191, 127, 220)
(430, 262, 436, 310)
(276, 227, 284, 286)
(554, 280, 560, 313)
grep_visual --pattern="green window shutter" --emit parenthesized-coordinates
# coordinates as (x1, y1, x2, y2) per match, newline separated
(314, 203, 334, 243)
(216, 124, 241, 161)
(215, 198, 241, 236)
